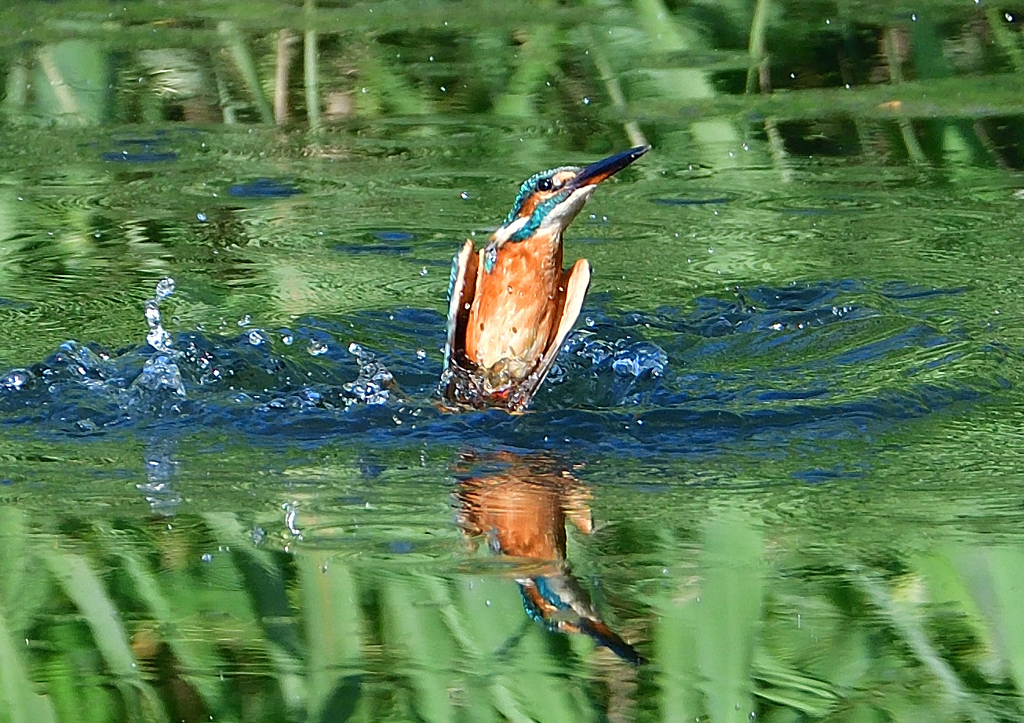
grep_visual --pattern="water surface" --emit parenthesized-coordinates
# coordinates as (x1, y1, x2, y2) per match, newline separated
(2, 3, 1024, 722)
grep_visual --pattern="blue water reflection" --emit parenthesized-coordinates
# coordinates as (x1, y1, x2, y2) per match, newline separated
(0, 279, 1009, 467)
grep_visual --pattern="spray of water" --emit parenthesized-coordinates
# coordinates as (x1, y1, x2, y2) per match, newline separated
(130, 277, 186, 398)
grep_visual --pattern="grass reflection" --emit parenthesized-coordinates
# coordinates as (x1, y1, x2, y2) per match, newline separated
(0, 442, 1021, 721)
(4, 0, 1024, 167)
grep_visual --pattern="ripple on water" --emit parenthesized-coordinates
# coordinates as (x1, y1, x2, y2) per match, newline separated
(0, 280, 1013, 463)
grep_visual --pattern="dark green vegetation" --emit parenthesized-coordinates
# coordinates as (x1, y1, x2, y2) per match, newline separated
(3, 1, 1024, 721)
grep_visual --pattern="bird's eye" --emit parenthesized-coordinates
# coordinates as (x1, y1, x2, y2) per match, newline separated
(536, 177, 553, 192)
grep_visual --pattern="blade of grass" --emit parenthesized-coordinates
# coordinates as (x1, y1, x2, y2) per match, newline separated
(852, 566, 996, 723)
(0, 508, 49, 635)
(44, 545, 169, 723)
(494, 24, 559, 118)
(0, 605, 57, 723)
(298, 553, 365, 723)
(2, 58, 29, 121)
(380, 574, 459, 723)
(304, 0, 321, 130)
(202, 512, 307, 713)
(219, 21, 273, 123)
(275, 29, 298, 124)
(116, 549, 231, 719)
(654, 535, 701, 723)
(961, 547, 1024, 701)
(696, 511, 764, 723)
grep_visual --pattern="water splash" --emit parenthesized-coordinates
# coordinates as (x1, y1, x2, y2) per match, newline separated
(145, 278, 176, 353)
(129, 355, 186, 399)
(0, 282, 1012, 460)
(135, 278, 186, 399)
(343, 342, 397, 406)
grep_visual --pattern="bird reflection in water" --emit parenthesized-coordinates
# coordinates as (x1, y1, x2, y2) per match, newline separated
(453, 452, 645, 665)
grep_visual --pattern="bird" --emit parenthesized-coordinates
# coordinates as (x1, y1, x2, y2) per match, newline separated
(441, 145, 650, 412)
(454, 452, 645, 665)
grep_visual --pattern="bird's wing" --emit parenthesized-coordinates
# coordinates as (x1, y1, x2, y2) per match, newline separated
(444, 239, 479, 370)
(512, 258, 591, 409)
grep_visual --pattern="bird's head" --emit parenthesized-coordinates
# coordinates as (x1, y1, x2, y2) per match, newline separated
(489, 145, 650, 249)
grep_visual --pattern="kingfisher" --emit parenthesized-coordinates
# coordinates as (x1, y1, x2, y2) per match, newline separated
(441, 145, 650, 412)
(454, 452, 645, 665)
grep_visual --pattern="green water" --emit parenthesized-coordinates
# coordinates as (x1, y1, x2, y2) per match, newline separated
(3, 2, 1024, 722)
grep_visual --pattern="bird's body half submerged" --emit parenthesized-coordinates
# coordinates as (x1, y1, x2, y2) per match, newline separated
(441, 145, 649, 412)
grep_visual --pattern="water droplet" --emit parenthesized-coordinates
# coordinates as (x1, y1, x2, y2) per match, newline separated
(201, 553, 213, 563)
(147, 327, 172, 353)
(416, 348, 427, 359)
(248, 330, 265, 346)
(460, 191, 470, 200)
(507, 285, 513, 294)
(283, 502, 302, 537)
(420, 267, 429, 276)
(196, 212, 207, 222)
(0, 369, 31, 391)
(144, 300, 161, 328)
(281, 333, 294, 345)
(237, 314, 252, 327)
(582, 96, 590, 105)
(307, 339, 328, 356)
(155, 277, 175, 300)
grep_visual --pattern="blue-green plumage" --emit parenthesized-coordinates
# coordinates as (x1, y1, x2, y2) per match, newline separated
(500, 168, 575, 246)
(440, 145, 649, 412)
(503, 168, 572, 226)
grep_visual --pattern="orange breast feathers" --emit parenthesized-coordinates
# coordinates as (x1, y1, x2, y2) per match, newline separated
(464, 227, 565, 377)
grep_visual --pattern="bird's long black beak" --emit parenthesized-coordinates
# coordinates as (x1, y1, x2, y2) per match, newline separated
(571, 145, 650, 189)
